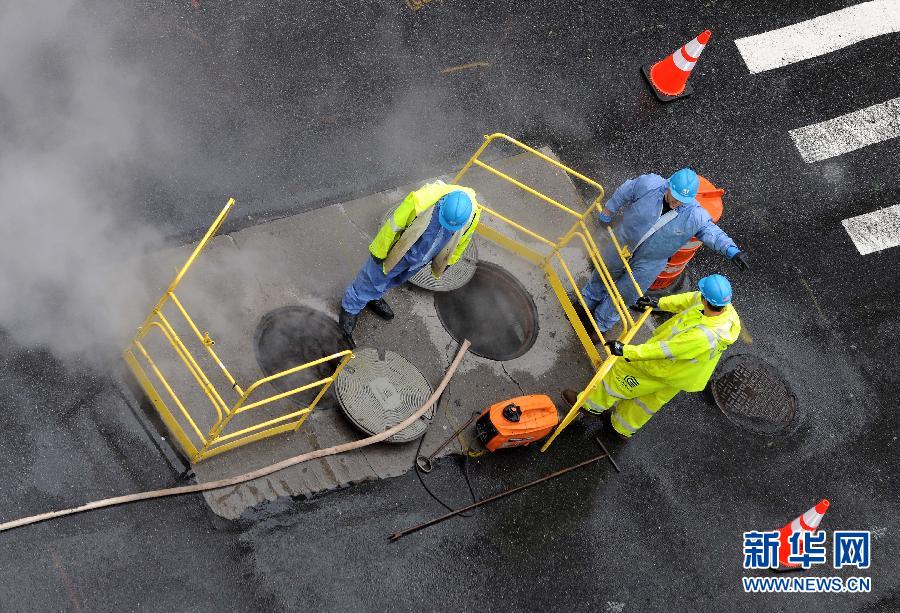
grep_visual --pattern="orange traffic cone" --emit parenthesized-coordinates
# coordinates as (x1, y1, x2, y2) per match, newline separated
(775, 499, 830, 571)
(642, 30, 711, 102)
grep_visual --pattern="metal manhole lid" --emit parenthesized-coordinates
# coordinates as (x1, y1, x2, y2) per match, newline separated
(378, 207, 479, 292)
(711, 354, 797, 436)
(409, 240, 478, 292)
(334, 347, 433, 443)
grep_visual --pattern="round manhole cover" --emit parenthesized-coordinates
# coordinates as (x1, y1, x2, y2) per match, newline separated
(377, 208, 479, 292)
(409, 239, 479, 292)
(334, 347, 433, 443)
(254, 306, 351, 405)
(711, 354, 797, 435)
(434, 261, 539, 361)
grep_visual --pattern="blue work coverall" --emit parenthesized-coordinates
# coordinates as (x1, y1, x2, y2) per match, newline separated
(582, 174, 739, 331)
(342, 205, 452, 314)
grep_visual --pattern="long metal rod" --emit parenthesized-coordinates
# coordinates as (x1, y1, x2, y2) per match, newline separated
(390, 438, 620, 541)
(0, 342, 471, 534)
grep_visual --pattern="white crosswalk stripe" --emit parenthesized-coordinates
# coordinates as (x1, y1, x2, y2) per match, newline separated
(842, 204, 900, 255)
(735, 0, 900, 73)
(788, 97, 900, 163)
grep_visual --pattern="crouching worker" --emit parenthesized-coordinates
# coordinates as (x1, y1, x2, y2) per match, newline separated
(339, 181, 481, 342)
(562, 274, 740, 439)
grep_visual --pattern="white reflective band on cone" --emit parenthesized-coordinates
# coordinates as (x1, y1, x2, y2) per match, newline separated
(672, 49, 696, 71)
(801, 509, 825, 530)
(683, 37, 707, 59)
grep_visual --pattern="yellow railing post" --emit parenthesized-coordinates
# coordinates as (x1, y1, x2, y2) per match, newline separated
(540, 307, 654, 452)
(123, 198, 358, 463)
(450, 133, 656, 453)
(122, 133, 654, 463)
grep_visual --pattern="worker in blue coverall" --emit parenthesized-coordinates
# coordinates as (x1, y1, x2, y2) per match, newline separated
(581, 168, 749, 335)
(339, 182, 480, 343)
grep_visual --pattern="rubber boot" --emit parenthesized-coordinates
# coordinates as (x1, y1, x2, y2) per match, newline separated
(367, 298, 394, 320)
(339, 308, 357, 344)
(562, 388, 627, 440)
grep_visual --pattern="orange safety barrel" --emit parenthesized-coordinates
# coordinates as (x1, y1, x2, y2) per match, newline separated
(649, 175, 724, 290)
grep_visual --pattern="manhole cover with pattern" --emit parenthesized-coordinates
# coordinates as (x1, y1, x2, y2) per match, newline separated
(334, 347, 433, 443)
(378, 207, 479, 292)
(254, 306, 351, 405)
(434, 261, 539, 361)
(409, 239, 478, 292)
(711, 354, 797, 436)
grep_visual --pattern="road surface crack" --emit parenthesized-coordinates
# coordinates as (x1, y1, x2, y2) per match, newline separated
(337, 204, 371, 241)
(501, 363, 525, 395)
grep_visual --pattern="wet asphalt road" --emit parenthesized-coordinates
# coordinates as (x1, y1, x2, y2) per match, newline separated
(1, 0, 898, 610)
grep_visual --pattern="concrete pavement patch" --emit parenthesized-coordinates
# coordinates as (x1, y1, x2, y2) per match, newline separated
(131, 147, 651, 519)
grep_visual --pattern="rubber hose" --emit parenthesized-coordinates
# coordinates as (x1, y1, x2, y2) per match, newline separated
(0, 340, 471, 533)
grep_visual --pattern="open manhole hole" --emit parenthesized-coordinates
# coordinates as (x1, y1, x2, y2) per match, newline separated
(334, 347, 433, 443)
(711, 354, 797, 436)
(254, 306, 351, 405)
(434, 261, 539, 361)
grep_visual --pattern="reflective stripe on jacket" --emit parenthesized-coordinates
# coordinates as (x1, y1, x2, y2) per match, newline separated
(621, 291, 741, 392)
(369, 181, 481, 273)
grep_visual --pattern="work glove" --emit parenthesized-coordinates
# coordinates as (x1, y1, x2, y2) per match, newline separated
(731, 251, 750, 271)
(633, 295, 659, 311)
(598, 209, 613, 224)
(604, 340, 625, 356)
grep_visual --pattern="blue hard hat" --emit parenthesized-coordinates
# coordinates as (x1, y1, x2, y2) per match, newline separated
(438, 190, 473, 232)
(668, 168, 700, 203)
(698, 274, 733, 307)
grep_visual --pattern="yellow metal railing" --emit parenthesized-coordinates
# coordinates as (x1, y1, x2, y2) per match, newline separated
(451, 133, 653, 451)
(123, 198, 353, 462)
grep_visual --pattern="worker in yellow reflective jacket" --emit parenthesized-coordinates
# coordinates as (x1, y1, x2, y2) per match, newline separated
(339, 180, 481, 342)
(562, 274, 741, 438)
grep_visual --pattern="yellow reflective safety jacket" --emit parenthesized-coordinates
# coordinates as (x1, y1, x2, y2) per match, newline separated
(370, 181, 481, 275)
(622, 291, 741, 392)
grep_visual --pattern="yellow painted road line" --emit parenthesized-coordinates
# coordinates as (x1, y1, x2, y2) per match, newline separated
(793, 266, 844, 342)
(406, 0, 434, 11)
(740, 326, 753, 344)
(795, 270, 836, 336)
(440, 61, 492, 74)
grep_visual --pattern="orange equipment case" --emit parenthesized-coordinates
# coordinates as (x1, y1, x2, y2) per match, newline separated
(475, 395, 559, 451)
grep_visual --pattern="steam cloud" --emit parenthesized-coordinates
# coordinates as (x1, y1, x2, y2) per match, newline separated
(0, 1, 171, 360)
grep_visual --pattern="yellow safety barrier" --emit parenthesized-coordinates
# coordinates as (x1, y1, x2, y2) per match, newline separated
(451, 133, 652, 451)
(123, 198, 353, 463)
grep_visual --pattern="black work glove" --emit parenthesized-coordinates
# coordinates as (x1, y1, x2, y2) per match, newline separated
(731, 251, 750, 271)
(633, 295, 659, 311)
(604, 340, 625, 356)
